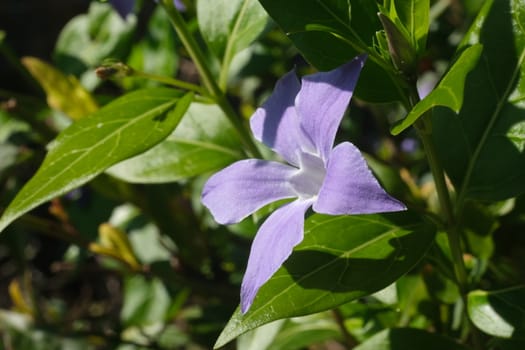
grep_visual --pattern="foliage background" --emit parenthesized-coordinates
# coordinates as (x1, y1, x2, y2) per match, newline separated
(1, 0, 525, 349)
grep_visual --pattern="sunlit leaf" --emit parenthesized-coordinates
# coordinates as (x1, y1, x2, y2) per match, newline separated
(468, 287, 525, 339)
(22, 57, 98, 120)
(107, 102, 241, 183)
(197, 0, 267, 86)
(215, 211, 435, 348)
(391, 44, 482, 135)
(0, 89, 192, 233)
(433, 0, 525, 200)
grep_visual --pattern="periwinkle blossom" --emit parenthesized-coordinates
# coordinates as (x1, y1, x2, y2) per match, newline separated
(202, 55, 406, 313)
(110, 0, 186, 18)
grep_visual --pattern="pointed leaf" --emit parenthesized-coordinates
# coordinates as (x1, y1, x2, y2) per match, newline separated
(107, 102, 242, 183)
(197, 0, 267, 85)
(354, 328, 469, 350)
(21, 57, 98, 120)
(391, 44, 482, 135)
(390, 0, 430, 52)
(214, 211, 435, 348)
(468, 287, 525, 339)
(198, 0, 267, 59)
(0, 89, 192, 233)
(258, 0, 402, 103)
(433, 0, 525, 200)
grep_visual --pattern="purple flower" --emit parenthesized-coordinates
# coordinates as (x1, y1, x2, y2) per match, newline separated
(202, 55, 406, 313)
(110, 0, 186, 18)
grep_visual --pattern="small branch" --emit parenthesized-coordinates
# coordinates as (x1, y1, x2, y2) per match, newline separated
(332, 308, 358, 349)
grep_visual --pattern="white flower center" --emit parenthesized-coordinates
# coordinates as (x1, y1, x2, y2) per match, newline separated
(289, 152, 326, 199)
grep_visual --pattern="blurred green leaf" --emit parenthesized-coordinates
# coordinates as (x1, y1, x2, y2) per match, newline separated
(125, 6, 178, 89)
(54, 2, 136, 89)
(433, 0, 525, 201)
(468, 287, 525, 339)
(215, 211, 435, 348)
(258, 0, 403, 103)
(121, 275, 171, 326)
(0, 310, 94, 350)
(268, 316, 340, 350)
(391, 44, 482, 135)
(353, 328, 469, 350)
(107, 102, 241, 183)
(22, 56, 98, 120)
(237, 320, 285, 350)
(197, 0, 268, 87)
(0, 89, 192, 233)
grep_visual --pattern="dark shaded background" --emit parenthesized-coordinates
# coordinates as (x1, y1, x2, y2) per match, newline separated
(0, 0, 90, 92)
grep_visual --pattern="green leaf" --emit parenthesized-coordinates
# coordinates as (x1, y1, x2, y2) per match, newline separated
(388, 0, 430, 53)
(433, 0, 525, 201)
(121, 275, 171, 326)
(258, 0, 403, 103)
(197, 0, 267, 86)
(214, 211, 435, 348)
(468, 287, 525, 339)
(21, 57, 98, 120)
(391, 44, 482, 135)
(0, 89, 192, 233)
(125, 6, 178, 89)
(353, 328, 469, 350)
(54, 2, 136, 89)
(267, 315, 340, 350)
(107, 102, 241, 183)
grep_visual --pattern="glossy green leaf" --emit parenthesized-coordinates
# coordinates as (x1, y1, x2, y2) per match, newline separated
(433, 0, 525, 201)
(0, 89, 192, 233)
(107, 102, 241, 183)
(468, 287, 525, 339)
(354, 328, 469, 350)
(21, 57, 98, 120)
(214, 211, 435, 348)
(386, 0, 429, 52)
(391, 44, 482, 135)
(258, 0, 403, 103)
(197, 0, 267, 86)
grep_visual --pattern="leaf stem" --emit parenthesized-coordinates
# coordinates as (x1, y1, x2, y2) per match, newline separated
(133, 70, 206, 94)
(159, 0, 262, 158)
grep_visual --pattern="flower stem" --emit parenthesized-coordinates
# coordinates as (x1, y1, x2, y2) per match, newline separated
(414, 113, 482, 350)
(159, 0, 262, 158)
(414, 117, 468, 294)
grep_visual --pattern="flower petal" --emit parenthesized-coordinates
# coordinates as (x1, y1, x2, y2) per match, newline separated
(296, 55, 367, 161)
(250, 70, 315, 166)
(202, 159, 297, 224)
(240, 199, 312, 313)
(313, 142, 406, 214)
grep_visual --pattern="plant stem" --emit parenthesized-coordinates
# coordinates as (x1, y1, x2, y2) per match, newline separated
(414, 117, 469, 295)
(134, 70, 206, 94)
(159, 0, 262, 158)
(414, 114, 482, 350)
(332, 308, 357, 348)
